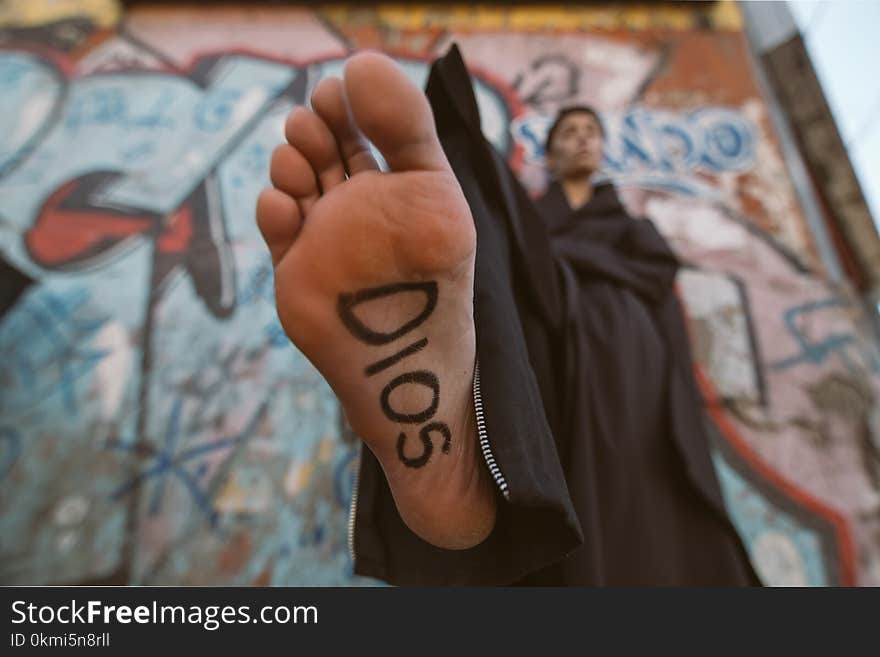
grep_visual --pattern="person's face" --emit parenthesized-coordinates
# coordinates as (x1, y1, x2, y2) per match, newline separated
(547, 112, 604, 179)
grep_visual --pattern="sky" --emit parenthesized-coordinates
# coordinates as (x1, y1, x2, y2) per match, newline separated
(787, 0, 880, 231)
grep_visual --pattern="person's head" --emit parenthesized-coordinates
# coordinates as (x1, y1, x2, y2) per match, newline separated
(544, 105, 605, 180)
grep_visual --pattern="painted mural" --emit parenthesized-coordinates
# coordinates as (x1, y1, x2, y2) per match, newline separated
(1, 2, 878, 586)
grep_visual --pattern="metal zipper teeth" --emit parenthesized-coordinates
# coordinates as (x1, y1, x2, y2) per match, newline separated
(473, 360, 510, 500)
(347, 451, 360, 566)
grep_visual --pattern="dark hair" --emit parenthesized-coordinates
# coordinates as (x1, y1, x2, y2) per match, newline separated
(544, 105, 605, 155)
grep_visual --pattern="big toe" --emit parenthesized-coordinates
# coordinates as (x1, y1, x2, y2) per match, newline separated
(343, 52, 448, 173)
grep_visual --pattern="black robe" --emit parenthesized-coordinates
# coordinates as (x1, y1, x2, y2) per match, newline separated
(350, 45, 761, 586)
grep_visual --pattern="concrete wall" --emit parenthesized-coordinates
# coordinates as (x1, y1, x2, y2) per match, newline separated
(741, 0, 880, 300)
(1, 1, 879, 585)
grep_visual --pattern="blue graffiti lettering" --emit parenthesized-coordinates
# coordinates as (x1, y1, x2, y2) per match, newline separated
(237, 262, 274, 306)
(64, 86, 127, 130)
(0, 289, 109, 415)
(657, 123, 697, 172)
(692, 108, 753, 171)
(109, 398, 269, 527)
(194, 88, 242, 132)
(770, 297, 880, 375)
(264, 321, 289, 349)
(64, 85, 176, 133)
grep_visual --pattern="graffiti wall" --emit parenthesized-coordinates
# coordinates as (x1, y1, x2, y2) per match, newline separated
(1, 1, 878, 586)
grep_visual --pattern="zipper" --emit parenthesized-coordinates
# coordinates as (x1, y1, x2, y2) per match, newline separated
(473, 359, 510, 500)
(347, 358, 510, 566)
(347, 448, 360, 565)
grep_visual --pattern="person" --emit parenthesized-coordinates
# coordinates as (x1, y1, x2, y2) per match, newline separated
(256, 45, 760, 586)
(538, 105, 606, 215)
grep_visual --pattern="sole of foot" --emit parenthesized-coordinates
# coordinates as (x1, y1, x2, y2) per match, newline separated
(256, 52, 496, 549)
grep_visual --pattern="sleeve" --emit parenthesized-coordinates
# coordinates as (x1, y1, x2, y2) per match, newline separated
(349, 44, 583, 586)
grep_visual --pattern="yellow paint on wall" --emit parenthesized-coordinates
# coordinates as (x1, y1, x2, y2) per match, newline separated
(0, 0, 120, 28)
(284, 462, 314, 498)
(323, 1, 742, 32)
(318, 435, 336, 463)
(710, 0, 744, 31)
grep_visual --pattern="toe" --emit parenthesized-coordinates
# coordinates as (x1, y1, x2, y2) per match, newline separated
(285, 107, 346, 193)
(343, 51, 448, 173)
(311, 76, 380, 176)
(270, 143, 319, 214)
(256, 187, 302, 266)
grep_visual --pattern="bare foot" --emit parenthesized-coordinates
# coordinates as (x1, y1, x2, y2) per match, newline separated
(255, 52, 495, 549)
